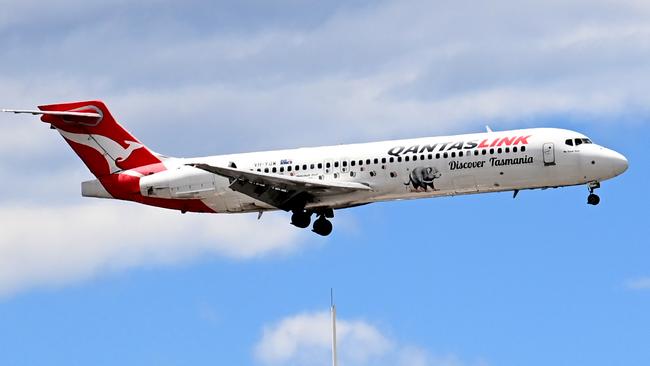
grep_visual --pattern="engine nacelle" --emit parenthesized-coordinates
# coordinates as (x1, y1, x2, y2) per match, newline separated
(139, 166, 219, 199)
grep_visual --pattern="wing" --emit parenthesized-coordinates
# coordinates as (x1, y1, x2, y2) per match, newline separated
(189, 163, 372, 211)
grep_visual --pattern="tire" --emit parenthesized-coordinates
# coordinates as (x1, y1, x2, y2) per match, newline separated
(291, 211, 311, 228)
(587, 194, 600, 205)
(312, 217, 333, 236)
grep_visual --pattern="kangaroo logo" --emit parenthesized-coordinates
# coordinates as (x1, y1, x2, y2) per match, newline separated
(58, 129, 143, 173)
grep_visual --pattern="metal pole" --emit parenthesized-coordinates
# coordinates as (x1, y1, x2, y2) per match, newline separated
(331, 288, 338, 366)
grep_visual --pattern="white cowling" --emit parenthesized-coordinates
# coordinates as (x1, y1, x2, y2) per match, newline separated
(139, 166, 218, 199)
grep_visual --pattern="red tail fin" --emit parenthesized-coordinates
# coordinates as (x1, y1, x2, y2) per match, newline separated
(39, 101, 162, 177)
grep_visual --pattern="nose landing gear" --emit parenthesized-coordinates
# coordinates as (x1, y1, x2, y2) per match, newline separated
(587, 193, 600, 205)
(587, 181, 601, 206)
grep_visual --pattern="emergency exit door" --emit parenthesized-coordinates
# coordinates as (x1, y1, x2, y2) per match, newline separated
(543, 143, 555, 166)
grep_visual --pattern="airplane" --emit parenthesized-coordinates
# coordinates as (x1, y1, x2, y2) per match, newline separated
(3, 100, 628, 236)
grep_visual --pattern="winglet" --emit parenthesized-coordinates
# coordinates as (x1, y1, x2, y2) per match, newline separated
(485, 125, 493, 133)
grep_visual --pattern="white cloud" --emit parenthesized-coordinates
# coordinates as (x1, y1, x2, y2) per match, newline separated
(254, 311, 393, 366)
(254, 311, 485, 366)
(0, 201, 307, 297)
(624, 277, 650, 290)
(3, 0, 650, 158)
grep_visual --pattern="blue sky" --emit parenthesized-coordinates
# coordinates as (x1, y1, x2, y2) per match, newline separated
(1, 1, 649, 365)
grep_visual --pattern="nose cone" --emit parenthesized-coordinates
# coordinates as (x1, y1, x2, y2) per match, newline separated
(609, 150, 629, 177)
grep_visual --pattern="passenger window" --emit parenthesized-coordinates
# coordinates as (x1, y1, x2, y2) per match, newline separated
(374, 158, 379, 164)
(482, 149, 487, 155)
(428, 154, 432, 160)
(474, 150, 479, 156)
(310, 164, 315, 169)
(521, 146, 526, 152)
(405, 156, 410, 162)
(420, 155, 425, 160)
(513, 147, 517, 153)
(366, 159, 371, 165)
(443, 152, 448, 158)
(436, 153, 440, 159)
(397, 157, 402, 162)
(272, 167, 277, 173)
(326, 162, 331, 168)
(334, 162, 339, 168)
(342, 161, 347, 167)
(497, 148, 502, 154)
(280, 167, 284, 173)
(351, 160, 356, 166)
(359, 160, 363, 165)
(505, 147, 510, 153)
(257, 168, 261, 172)
(287, 166, 292, 172)
(565, 139, 573, 146)
(413, 155, 418, 161)
(303, 164, 307, 170)
(264, 168, 269, 173)
(451, 152, 456, 158)
(389, 157, 394, 163)
(489, 148, 494, 154)
(295, 165, 300, 171)
(382, 157, 387, 163)
(318, 163, 323, 169)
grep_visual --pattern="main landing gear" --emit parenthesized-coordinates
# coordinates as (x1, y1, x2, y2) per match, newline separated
(587, 181, 601, 206)
(291, 209, 334, 236)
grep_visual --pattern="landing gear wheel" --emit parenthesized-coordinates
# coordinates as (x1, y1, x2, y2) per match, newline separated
(291, 211, 311, 228)
(587, 193, 600, 205)
(312, 216, 333, 236)
(587, 181, 601, 206)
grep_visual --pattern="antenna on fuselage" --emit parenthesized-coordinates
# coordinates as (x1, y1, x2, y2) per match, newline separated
(331, 288, 338, 366)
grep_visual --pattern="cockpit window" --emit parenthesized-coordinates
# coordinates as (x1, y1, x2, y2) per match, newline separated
(565, 139, 573, 146)
(574, 138, 592, 146)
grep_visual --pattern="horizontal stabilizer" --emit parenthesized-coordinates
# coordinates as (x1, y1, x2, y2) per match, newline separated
(2, 109, 101, 118)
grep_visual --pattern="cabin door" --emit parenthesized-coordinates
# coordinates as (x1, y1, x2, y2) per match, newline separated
(543, 143, 555, 166)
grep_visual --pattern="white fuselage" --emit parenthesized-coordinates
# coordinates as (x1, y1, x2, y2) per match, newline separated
(129, 128, 628, 213)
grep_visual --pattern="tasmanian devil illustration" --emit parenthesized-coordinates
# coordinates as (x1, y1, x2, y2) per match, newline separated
(405, 166, 442, 191)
